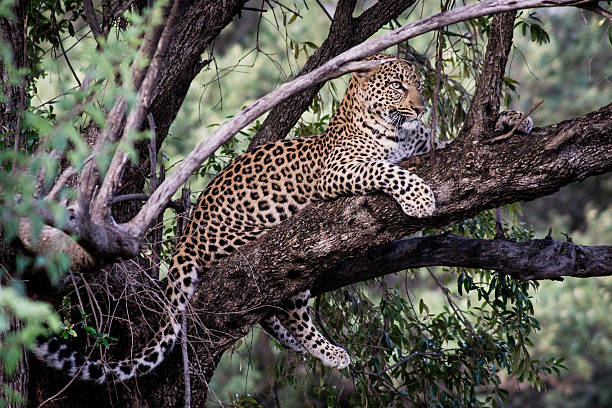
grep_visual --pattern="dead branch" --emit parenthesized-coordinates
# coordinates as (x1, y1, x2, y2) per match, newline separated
(90, 0, 186, 224)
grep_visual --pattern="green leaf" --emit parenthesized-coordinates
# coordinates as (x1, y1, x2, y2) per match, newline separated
(419, 299, 429, 315)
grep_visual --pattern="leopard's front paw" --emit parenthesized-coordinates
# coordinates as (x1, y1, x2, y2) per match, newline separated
(399, 178, 436, 218)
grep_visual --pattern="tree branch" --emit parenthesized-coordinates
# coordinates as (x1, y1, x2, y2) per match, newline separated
(578, 2, 612, 21)
(314, 234, 612, 295)
(90, 0, 186, 224)
(461, 11, 516, 139)
(77, 1, 171, 213)
(82, 0, 102, 40)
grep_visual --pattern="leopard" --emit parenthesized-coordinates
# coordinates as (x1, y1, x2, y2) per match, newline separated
(494, 109, 533, 134)
(34, 54, 531, 383)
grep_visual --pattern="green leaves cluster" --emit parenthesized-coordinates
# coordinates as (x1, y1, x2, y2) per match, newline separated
(0, 0, 164, 390)
(59, 299, 118, 348)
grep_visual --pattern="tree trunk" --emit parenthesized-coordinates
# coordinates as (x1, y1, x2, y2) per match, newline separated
(1, 1, 29, 405)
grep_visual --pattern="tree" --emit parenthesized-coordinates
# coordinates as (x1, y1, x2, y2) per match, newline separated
(0, 0, 610, 406)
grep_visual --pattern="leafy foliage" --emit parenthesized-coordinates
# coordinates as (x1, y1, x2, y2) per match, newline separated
(0, 1, 162, 402)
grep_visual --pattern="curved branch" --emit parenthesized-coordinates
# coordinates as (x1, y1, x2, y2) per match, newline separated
(249, 0, 417, 150)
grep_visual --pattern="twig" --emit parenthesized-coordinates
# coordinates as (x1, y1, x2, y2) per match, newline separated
(426, 267, 476, 335)
(314, 0, 333, 21)
(487, 100, 543, 143)
(175, 187, 191, 245)
(45, 166, 75, 201)
(52, 11, 81, 87)
(181, 313, 191, 408)
(429, 24, 445, 160)
(384, 352, 441, 373)
(147, 113, 164, 277)
(579, 3, 612, 21)
(111, 193, 150, 204)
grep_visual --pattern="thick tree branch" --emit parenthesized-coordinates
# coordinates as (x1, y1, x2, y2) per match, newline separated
(314, 234, 612, 294)
(461, 11, 516, 138)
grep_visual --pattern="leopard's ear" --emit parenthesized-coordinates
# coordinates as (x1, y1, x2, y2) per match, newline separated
(353, 53, 397, 79)
(363, 53, 397, 62)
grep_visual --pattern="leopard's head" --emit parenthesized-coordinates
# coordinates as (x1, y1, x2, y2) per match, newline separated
(350, 54, 425, 125)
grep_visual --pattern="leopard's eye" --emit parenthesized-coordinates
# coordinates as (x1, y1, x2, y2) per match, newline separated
(390, 81, 402, 90)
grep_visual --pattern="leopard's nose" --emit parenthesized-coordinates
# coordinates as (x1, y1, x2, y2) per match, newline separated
(414, 104, 426, 118)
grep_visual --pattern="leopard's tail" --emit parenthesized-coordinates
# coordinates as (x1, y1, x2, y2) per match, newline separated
(32, 258, 201, 383)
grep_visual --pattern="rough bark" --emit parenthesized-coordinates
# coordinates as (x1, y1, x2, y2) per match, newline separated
(461, 11, 516, 138)
(320, 233, 612, 292)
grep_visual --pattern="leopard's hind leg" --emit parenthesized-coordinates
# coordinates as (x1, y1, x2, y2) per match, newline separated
(260, 314, 306, 353)
(276, 290, 350, 369)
